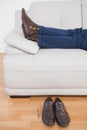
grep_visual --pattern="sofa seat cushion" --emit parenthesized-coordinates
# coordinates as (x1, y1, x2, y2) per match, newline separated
(4, 49, 87, 72)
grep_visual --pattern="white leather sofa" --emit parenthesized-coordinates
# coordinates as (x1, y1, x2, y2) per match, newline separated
(3, 0, 87, 96)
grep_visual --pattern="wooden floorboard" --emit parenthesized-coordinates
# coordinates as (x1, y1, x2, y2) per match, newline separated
(0, 53, 87, 130)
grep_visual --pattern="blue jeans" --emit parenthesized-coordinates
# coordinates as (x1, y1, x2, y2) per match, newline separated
(38, 26, 87, 50)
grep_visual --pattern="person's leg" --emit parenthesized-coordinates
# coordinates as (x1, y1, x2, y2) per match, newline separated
(21, 8, 85, 50)
(22, 13, 82, 49)
(39, 26, 74, 36)
(80, 29, 87, 50)
(38, 34, 81, 49)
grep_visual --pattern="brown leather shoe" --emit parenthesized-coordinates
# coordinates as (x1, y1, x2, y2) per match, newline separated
(54, 98, 70, 127)
(42, 97, 55, 126)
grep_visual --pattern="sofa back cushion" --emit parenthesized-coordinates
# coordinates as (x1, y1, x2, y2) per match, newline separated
(15, 0, 82, 33)
(82, 0, 87, 29)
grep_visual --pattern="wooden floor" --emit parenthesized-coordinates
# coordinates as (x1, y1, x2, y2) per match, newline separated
(0, 53, 87, 130)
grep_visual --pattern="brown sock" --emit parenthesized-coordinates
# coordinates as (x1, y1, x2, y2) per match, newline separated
(22, 23, 28, 38)
(21, 8, 39, 35)
(22, 22, 38, 42)
(27, 33, 38, 42)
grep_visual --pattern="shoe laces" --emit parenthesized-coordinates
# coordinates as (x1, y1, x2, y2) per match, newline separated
(56, 102, 65, 112)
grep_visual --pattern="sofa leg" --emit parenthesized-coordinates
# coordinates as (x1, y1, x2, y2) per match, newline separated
(10, 96, 31, 98)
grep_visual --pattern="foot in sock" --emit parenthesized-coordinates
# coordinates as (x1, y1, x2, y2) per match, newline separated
(21, 8, 39, 36)
(22, 23, 38, 42)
